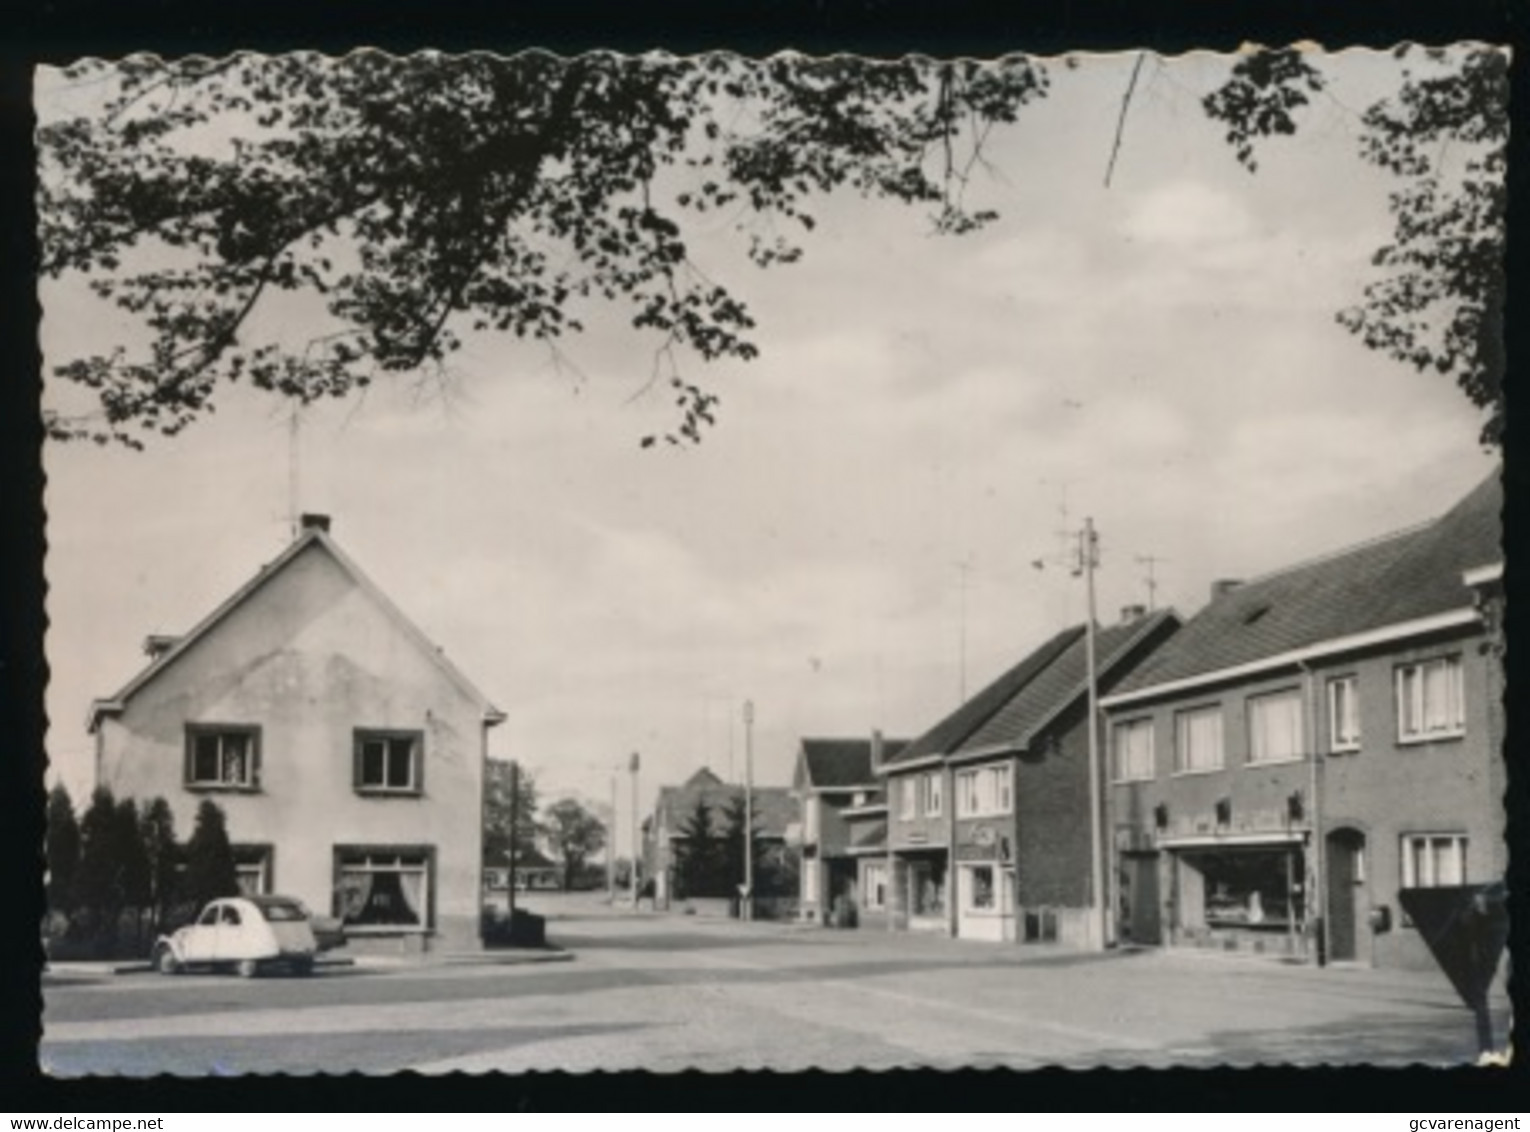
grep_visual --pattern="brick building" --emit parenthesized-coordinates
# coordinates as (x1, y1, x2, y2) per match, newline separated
(1101, 473, 1502, 969)
(879, 609, 1181, 943)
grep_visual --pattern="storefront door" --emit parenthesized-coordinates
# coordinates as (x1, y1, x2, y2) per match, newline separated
(1118, 852, 1161, 945)
(1326, 828, 1366, 962)
(956, 862, 1005, 941)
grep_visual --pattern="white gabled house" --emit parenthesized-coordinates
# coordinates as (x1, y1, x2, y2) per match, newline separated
(88, 514, 505, 952)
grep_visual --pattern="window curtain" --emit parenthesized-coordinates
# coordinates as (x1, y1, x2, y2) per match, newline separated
(338, 872, 374, 923)
(398, 868, 425, 924)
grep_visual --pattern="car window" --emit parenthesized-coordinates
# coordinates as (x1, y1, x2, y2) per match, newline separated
(258, 901, 307, 922)
(220, 905, 242, 926)
(198, 905, 220, 926)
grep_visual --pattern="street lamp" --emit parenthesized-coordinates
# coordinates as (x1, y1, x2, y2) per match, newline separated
(742, 699, 755, 922)
(629, 751, 640, 908)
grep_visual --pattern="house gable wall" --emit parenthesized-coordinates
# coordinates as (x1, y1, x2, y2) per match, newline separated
(96, 542, 486, 947)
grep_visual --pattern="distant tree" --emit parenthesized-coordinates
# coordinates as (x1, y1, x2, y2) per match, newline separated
(674, 797, 723, 899)
(113, 797, 153, 948)
(71, 786, 121, 942)
(182, 799, 239, 910)
(138, 797, 180, 933)
(483, 758, 541, 869)
(720, 793, 764, 897)
(543, 798, 607, 891)
(45, 784, 81, 916)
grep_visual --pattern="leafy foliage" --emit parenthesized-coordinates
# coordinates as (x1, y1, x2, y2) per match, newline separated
(138, 796, 181, 932)
(1337, 46, 1507, 447)
(39, 51, 1047, 448)
(182, 798, 240, 910)
(483, 758, 541, 867)
(45, 784, 82, 914)
(543, 797, 607, 890)
(1201, 45, 1506, 446)
(1200, 47, 1326, 173)
(674, 797, 723, 898)
(71, 786, 122, 928)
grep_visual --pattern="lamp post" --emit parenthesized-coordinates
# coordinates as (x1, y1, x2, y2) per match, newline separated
(608, 770, 617, 904)
(1077, 518, 1108, 952)
(629, 751, 640, 908)
(743, 699, 755, 922)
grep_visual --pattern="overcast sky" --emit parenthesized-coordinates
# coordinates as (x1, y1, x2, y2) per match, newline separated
(38, 49, 1499, 854)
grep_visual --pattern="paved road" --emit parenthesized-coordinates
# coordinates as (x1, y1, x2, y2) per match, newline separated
(40, 901, 1508, 1075)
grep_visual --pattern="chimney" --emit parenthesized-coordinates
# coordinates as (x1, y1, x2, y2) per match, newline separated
(1120, 604, 1147, 624)
(1211, 578, 1243, 601)
(870, 729, 885, 772)
(300, 513, 331, 534)
(143, 634, 180, 659)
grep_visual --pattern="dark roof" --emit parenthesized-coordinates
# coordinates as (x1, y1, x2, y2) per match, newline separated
(798, 737, 910, 789)
(882, 625, 1085, 767)
(957, 610, 1180, 754)
(1109, 471, 1502, 697)
(655, 769, 799, 839)
(848, 819, 887, 853)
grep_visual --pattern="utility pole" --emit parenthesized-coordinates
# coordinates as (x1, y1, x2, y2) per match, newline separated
(956, 559, 972, 703)
(286, 402, 302, 541)
(743, 699, 755, 922)
(1076, 519, 1108, 951)
(508, 760, 519, 923)
(629, 751, 640, 908)
(607, 771, 617, 903)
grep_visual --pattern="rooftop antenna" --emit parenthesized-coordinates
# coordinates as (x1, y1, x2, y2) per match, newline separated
(1135, 554, 1167, 612)
(956, 557, 974, 703)
(286, 402, 302, 540)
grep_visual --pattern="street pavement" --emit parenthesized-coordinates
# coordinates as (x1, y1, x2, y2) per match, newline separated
(39, 893, 1510, 1075)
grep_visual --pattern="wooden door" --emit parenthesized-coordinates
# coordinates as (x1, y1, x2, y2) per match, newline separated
(1326, 829, 1364, 962)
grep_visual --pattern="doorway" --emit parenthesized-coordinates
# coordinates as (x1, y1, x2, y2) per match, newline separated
(1326, 828, 1367, 962)
(1118, 852, 1161, 945)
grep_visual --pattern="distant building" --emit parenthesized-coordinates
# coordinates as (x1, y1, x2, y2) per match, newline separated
(879, 608, 1181, 944)
(789, 734, 908, 926)
(643, 766, 798, 910)
(89, 515, 505, 952)
(1102, 473, 1502, 969)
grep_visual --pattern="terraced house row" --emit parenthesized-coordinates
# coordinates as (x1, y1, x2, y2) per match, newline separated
(792, 471, 1503, 970)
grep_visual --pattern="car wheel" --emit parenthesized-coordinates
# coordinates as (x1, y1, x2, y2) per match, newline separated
(291, 958, 315, 977)
(154, 945, 181, 976)
(235, 958, 260, 979)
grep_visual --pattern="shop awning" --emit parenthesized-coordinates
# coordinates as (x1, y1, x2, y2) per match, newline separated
(1156, 831, 1305, 850)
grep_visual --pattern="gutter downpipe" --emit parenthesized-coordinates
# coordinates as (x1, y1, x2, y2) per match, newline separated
(1298, 659, 1326, 967)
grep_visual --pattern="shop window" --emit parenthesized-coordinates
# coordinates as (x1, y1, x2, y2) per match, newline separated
(185, 725, 261, 791)
(1248, 689, 1303, 764)
(1396, 657, 1465, 742)
(863, 863, 888, 911)
(232, 844, 273, 896)
(1174, 705, 1223, 774)
(354, 730, 423, 795)
(1328, 675, 1361, 752)
(334, 846, 432, 930)
(908, 859, 946, 917)
(1112, 717, 1155, 781)
(964, 864, 995, 911)
(1182, 847, 1303, 932)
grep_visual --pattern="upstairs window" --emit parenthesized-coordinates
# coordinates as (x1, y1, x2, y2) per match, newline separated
(1112, 718, 1155, 782)
(1247, 689, 1303, 765)
(1396, 657, 1465, 742)
(1328, 675, 1361, 752)
(955, 764, 1012, 817)
(185, 725, 260, 791)
(920, 772, 943, 817)
(1174, 706, 1224, 774)
(354, 730, 423, 795)
(897, 776, 916, 820)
